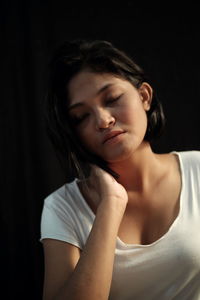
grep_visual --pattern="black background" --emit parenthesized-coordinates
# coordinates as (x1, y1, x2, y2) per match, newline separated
(1, 1, 200, 299)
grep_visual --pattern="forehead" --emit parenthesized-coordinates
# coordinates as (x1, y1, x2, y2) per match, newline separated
(68, 71, 127, 104)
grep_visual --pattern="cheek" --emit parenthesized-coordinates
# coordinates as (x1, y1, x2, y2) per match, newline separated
(76, 126, 97, 151)
(119, 103, 148, 136)
(120, 109, 134, 122)
(119, 102, 147, 122)
(76, 131, 88, 146)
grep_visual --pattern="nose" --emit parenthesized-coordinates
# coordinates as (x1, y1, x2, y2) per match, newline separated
(95, 108, 115, 130)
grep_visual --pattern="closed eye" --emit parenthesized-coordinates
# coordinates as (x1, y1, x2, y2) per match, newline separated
(70, 113, 90, 125)
(105, 95, 122, 105)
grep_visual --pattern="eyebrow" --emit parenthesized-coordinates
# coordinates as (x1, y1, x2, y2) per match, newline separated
(68, 83, 114, 111)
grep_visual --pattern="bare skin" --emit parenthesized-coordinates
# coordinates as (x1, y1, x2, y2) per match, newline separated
(43, 167, 128, 300)
(42, 71, 182, 300)
(79, 144, 181, 245)
(70, 71, 181, 245)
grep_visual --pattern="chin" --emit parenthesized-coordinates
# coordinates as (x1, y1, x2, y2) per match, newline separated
(103, 146, 137, 163)
(104, 138, 148, 162)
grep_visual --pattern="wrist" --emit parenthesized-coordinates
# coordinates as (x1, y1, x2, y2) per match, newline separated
(97, 196, 127, 220)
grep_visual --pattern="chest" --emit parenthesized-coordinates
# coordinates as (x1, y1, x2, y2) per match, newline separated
(118, 179, 181, 245)
(111, 220, 200, 300)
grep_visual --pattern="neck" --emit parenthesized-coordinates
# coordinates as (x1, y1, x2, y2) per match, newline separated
(108, 142, 164, 192)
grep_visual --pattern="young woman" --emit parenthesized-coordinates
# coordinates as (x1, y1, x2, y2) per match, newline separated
(40, 39, 200, 300)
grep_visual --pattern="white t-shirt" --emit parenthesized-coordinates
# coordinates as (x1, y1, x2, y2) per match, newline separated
(40, 151, 200, 300)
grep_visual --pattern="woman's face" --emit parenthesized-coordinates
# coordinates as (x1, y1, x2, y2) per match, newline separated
(67, 71, 152, 163)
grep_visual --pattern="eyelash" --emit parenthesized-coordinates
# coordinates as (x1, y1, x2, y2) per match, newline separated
(106, 95, 121, 105)
(71, 95, 122, 126)
(71, 113, 89, 125)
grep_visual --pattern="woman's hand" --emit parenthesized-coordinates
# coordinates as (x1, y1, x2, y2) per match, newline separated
(85, 165, 128, 213)
(43, 166, 128, 300)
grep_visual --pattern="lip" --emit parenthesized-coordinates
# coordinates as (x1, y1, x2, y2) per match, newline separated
(102, 130, 126, 144)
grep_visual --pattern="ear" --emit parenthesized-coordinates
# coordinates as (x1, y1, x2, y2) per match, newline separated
(138, 82, 153, 111)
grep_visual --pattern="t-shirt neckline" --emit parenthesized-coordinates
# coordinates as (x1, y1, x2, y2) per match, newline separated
(74, 151, 184, 249)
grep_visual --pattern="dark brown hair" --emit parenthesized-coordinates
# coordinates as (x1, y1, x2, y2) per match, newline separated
(44, 39, 165, 181)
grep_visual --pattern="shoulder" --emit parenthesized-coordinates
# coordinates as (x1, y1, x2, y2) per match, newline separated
(172, 151, 200, 179)
(43, 179, 80, 213)
(173, 150, 200, 165)
(157, 150, 200, 172)
(40, 179, 85, 249)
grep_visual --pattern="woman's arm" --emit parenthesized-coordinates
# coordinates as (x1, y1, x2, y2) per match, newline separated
(42, 168, 128, 300)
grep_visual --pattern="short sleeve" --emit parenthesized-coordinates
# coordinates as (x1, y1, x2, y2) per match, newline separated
(40, 199, 82, 249)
